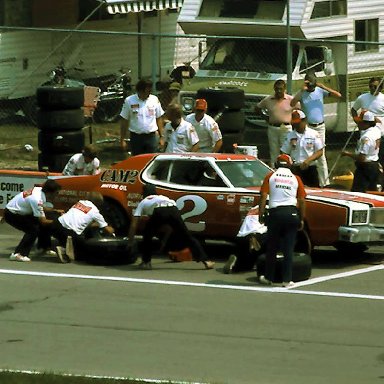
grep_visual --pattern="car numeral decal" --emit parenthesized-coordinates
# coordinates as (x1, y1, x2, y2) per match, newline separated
(176, 195, 207, 232)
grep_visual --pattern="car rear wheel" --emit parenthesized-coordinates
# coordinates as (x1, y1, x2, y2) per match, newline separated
(100, 199, 130, 236)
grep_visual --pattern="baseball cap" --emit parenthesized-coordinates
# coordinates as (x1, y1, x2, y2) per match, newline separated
(291, 109, 306, 124)
(276, 154, 293, 166)
(169, 82, 181, 91)
(362, 111, 375, 122)
(195, 98, 208, 111)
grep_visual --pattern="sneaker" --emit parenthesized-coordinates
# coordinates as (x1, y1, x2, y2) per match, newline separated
(223, 254, 237, 274)
(203, 260, 215, 270)
(138, 262, 152, 270)
(65, 236, 75, 261)
(259, 275, 272, 285)
(56, 246, 70, 264)
(282, 281, 295, 288)
(37, 248, 57, 257)
(9, 253, 31, 262)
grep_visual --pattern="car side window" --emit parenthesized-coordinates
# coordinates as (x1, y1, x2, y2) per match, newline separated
(169, 160, 203, 185)
(148, 160, 171, 181)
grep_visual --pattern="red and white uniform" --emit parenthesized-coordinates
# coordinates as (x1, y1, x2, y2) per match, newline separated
(134, 195, 176, 217)
(164, 118, 199, 153)
(62, 153, 101, 176)
(260, 167, 306, 208)
(356, 126, 381, 161)
(6, 187, 46, 217)
(58, 200, 108, 235)
(185, 113, 222, 152)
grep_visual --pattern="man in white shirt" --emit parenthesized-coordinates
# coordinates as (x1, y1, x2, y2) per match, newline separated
(281, 110, 324, 187)
(342, 111, 381, 192)
(185, 99, 223, 153)
(120, 79, 165, 155)
(164, 103, 199, 153)
(62, 144, 101, 176)
(4, 179, 62, 262)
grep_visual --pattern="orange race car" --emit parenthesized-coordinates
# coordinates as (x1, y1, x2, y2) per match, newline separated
(1, 152, 384, 255)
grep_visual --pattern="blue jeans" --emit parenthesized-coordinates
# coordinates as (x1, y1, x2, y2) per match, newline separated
(265, 206, 300, 282)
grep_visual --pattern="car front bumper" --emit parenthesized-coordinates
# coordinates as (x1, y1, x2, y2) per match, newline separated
(339, 225, 384, 243)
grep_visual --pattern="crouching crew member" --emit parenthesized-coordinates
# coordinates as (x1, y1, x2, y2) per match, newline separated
(342, 111, 381, 192)
(258, 154, 306, 288)
(127, 184, 215, 270)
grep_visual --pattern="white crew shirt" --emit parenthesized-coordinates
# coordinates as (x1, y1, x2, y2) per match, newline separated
(356, 126, 380, 162)
(58, 200, 108, 235)
(281, 126, 324, 164)
(260, 167, 306, 209)
(352, 92, 384, 134)
(6, 187, 46, 217)
(237, 205, 267, 237)
(62, 153, 101, 176)
(120, 93, 164, 134)
(134, 195, 176, 217)
(164, 118, 199, 153)
(185, 113, 222, 152)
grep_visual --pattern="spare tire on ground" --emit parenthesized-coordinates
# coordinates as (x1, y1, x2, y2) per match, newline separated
(256, 252, 312, 283)
(75, 237, 138, 265)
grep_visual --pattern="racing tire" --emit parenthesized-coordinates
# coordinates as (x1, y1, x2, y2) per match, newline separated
(37, 109, 85, 131)
(38, 152, 73, 173)
(38, 130, 85, 154)
(75, 237, 138, 265)
(36, 86, 84, 110)
(196, 88, 245, 110)
(100, 200, 130, 236)
(214, 110, 245, 133)
(256, 252, 312, 283)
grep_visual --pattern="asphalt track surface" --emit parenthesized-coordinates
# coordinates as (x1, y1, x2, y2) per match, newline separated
(0, 223, 383, 384)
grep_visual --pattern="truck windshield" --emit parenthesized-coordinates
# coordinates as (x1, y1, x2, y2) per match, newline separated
(200, 39, 299, 74)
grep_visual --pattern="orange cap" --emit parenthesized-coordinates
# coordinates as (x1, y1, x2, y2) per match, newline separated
(276, 154, 293, 166)
(195, 98, 208, 111)
(291, 109, 306, 124)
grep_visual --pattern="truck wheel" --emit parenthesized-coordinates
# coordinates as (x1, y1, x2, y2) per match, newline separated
(256, 252, 312, 283)
(100, 200, 129, 236)
(196, 88, 245, 110)
(36, 86, 84, 110)
(76, 237, 138, 265)
(215, 110, 245, 133)
(38, 130, 85, 154)
(38, 153, 73, 173)
(37, 109, 84, 130)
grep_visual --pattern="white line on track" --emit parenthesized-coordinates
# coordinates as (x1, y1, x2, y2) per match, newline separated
(0, 264, 383, 300)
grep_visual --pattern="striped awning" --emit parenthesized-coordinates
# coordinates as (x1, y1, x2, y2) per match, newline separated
(103, 0, 183, 14)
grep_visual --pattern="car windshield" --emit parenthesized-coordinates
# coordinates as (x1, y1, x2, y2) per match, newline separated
(216, 160, 271, 187)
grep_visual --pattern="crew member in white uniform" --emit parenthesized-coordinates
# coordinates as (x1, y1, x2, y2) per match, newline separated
(49, 192, 114, 263)
(120, 78, 164, 155)
(342, 111, 381, 192)
(258, 154, 306, 288)
(281, 110, 324, 187)
(164, 103, 199, 153)
(62, 145, 101, 176)
(185, 99, 223, 153)
(4, 179, 62, 262)
(127, 184, 214, 270)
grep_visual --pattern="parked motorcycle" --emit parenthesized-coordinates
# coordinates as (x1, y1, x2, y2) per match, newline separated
(92, 69, 132, 124)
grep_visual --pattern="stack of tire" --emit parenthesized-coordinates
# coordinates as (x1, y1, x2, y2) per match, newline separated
(36, 86, 85, 172)
(196, 87, 245, 153)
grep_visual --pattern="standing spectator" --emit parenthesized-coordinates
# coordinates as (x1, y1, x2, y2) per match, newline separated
(159, 81, 181, 111)
(281, 110, 324, 187)
(258, 154, 306, 288)
(49, 192, 115, 263)
(170, 62, 196, 85)
(127, 184, 214, 270)
(351, 76, 384, 167)
(255, 80, 300, 165)
(291, 72, 342, 187)
(164, 103, 200, 153)
(120, 78, 165, 155)
(3, 179, 62, 262)
(62, 144, 101, 176)
(185, 99, 223, 153)
(341, 111, 381, 192)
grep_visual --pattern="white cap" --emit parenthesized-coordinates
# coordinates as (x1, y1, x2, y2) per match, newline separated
(363, 111, 375, 122)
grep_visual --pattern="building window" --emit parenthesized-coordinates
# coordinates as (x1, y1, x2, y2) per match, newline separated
(311, 0, 346, 19)
(355, 19, 379, 52)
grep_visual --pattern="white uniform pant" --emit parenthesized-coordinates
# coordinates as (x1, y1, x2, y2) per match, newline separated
(309, 122, 329, 187)
(267, 124, 292, 166)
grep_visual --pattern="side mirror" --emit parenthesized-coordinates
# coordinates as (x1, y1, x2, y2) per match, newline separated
(324, 63, 333, 76)
(323, 47, 333, 64)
